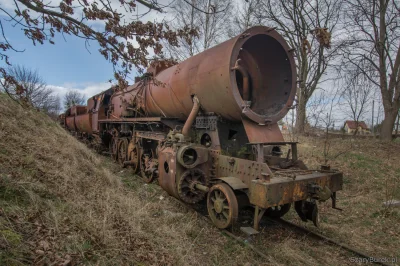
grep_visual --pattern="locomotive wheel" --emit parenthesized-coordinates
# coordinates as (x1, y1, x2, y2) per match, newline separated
(117, 138, 129, 166)
(178, 169, 208, 204)
(312, 204, 319, 227)
(207, 183, 238, 229)
(129, 145, 140, 174)
(110, 136, 118, 162)
(140, 152, 155, 183)
(266, 203, 291, 218)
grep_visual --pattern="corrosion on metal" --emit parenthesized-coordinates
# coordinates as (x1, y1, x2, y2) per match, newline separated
(61, 26, 344, 230)
(249, 172, 343, 209)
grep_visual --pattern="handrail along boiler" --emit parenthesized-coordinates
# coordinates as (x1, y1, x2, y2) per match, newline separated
(63, 26, 343, 230)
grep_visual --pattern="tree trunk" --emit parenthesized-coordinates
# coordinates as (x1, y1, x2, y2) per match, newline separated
(295, 96, 306, 134)
(380, 110, 397, 141)
(353, 126, 359, 136)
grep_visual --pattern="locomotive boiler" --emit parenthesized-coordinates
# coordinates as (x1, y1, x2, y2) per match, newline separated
(63, 26, 343, 230)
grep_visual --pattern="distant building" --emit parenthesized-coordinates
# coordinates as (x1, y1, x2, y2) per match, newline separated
(344, 120, 370, 134)
(278, 123, 289, 132)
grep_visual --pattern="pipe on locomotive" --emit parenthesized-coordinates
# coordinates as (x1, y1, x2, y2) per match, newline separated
(182, 95, 200, 137)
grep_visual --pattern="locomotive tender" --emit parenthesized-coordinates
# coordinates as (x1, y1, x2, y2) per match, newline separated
(63, 26, 343, 230)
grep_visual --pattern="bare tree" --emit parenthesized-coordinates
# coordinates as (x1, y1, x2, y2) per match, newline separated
(64, 91, 86, 109)
(318, 84, 346, 165)
(306, 88, 334, 130)
(341, 70, 374, 135)
(45, 94, 62, 119)
(226, 0, 263, 38)
(341, 0, 400, 141)
(258, 0, 344, 134)
(2, 65, 61, 114)
(164, 0, 231, 61)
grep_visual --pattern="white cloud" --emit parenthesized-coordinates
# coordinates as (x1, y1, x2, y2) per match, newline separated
(0, 0, 15, 11)
(48, 81, 111, 108)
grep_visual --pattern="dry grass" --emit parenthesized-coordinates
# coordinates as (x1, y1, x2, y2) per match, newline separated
(1, 92, 399, 265)
(237, 135, 400, 265)
(282, 134, 400, 262)
(0, 94, 266, 265)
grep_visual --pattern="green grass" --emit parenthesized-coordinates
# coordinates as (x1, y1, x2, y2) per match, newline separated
(0, 229, 22, 246)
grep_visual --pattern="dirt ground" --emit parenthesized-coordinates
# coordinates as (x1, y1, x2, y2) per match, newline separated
(1, 94, 399, 265)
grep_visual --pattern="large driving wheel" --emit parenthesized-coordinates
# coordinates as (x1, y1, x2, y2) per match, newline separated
(178, 169, 208, 204)
(117, 138, 129, 166)
(109, 136, 118, 162)
(140, 152, 156, 183)
(128, 144, 140, 174)
(207, 183, 238, 229)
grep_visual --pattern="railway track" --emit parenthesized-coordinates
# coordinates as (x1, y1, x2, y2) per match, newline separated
(266, 218, 392, 266)
(268, 218, 390, 265)
(170, 197, 391, 266)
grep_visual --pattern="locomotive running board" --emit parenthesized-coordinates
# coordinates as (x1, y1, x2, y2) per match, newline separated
(98, 117, 183, 129)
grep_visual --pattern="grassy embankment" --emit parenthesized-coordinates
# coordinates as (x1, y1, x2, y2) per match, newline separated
(0, 94, 265, 265)
(1, 93, 399, 265)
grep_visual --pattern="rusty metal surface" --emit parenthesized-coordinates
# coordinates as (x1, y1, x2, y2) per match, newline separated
(158, 147, 180, 199)
(216, 177, 248, 190)
(134, 131, 166, 141)
(178, 168, 208, 203)
(75, 113, 92, 134)
(127, 142, 140, 173)
(249, 172, 343, 208)
(99, 117, 167, 122)
(90, 88, 113, 133)
(112, 26, 296, 126)
(65, 116, 76, 131)
(242, 119, 284, 143)
(98, 117, 182, 129)
(182, 96, 200, 136)
(216, 155, 272, 187)
(176, 144, 208, 168)
(207, 183, 239, 229)
(70, 105, 87, 116)
(59, 26, 344, 230)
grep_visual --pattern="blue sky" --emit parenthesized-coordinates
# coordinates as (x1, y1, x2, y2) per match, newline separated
(2, 20, 116, 87)
(0, 0, 164, 102)
(1, 16, 122, 100)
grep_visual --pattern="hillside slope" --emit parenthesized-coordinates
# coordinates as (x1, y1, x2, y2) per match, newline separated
(0, 94, 264, 265)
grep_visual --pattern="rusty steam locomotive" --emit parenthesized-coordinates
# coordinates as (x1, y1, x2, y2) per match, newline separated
(62, 26, 343, 230)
